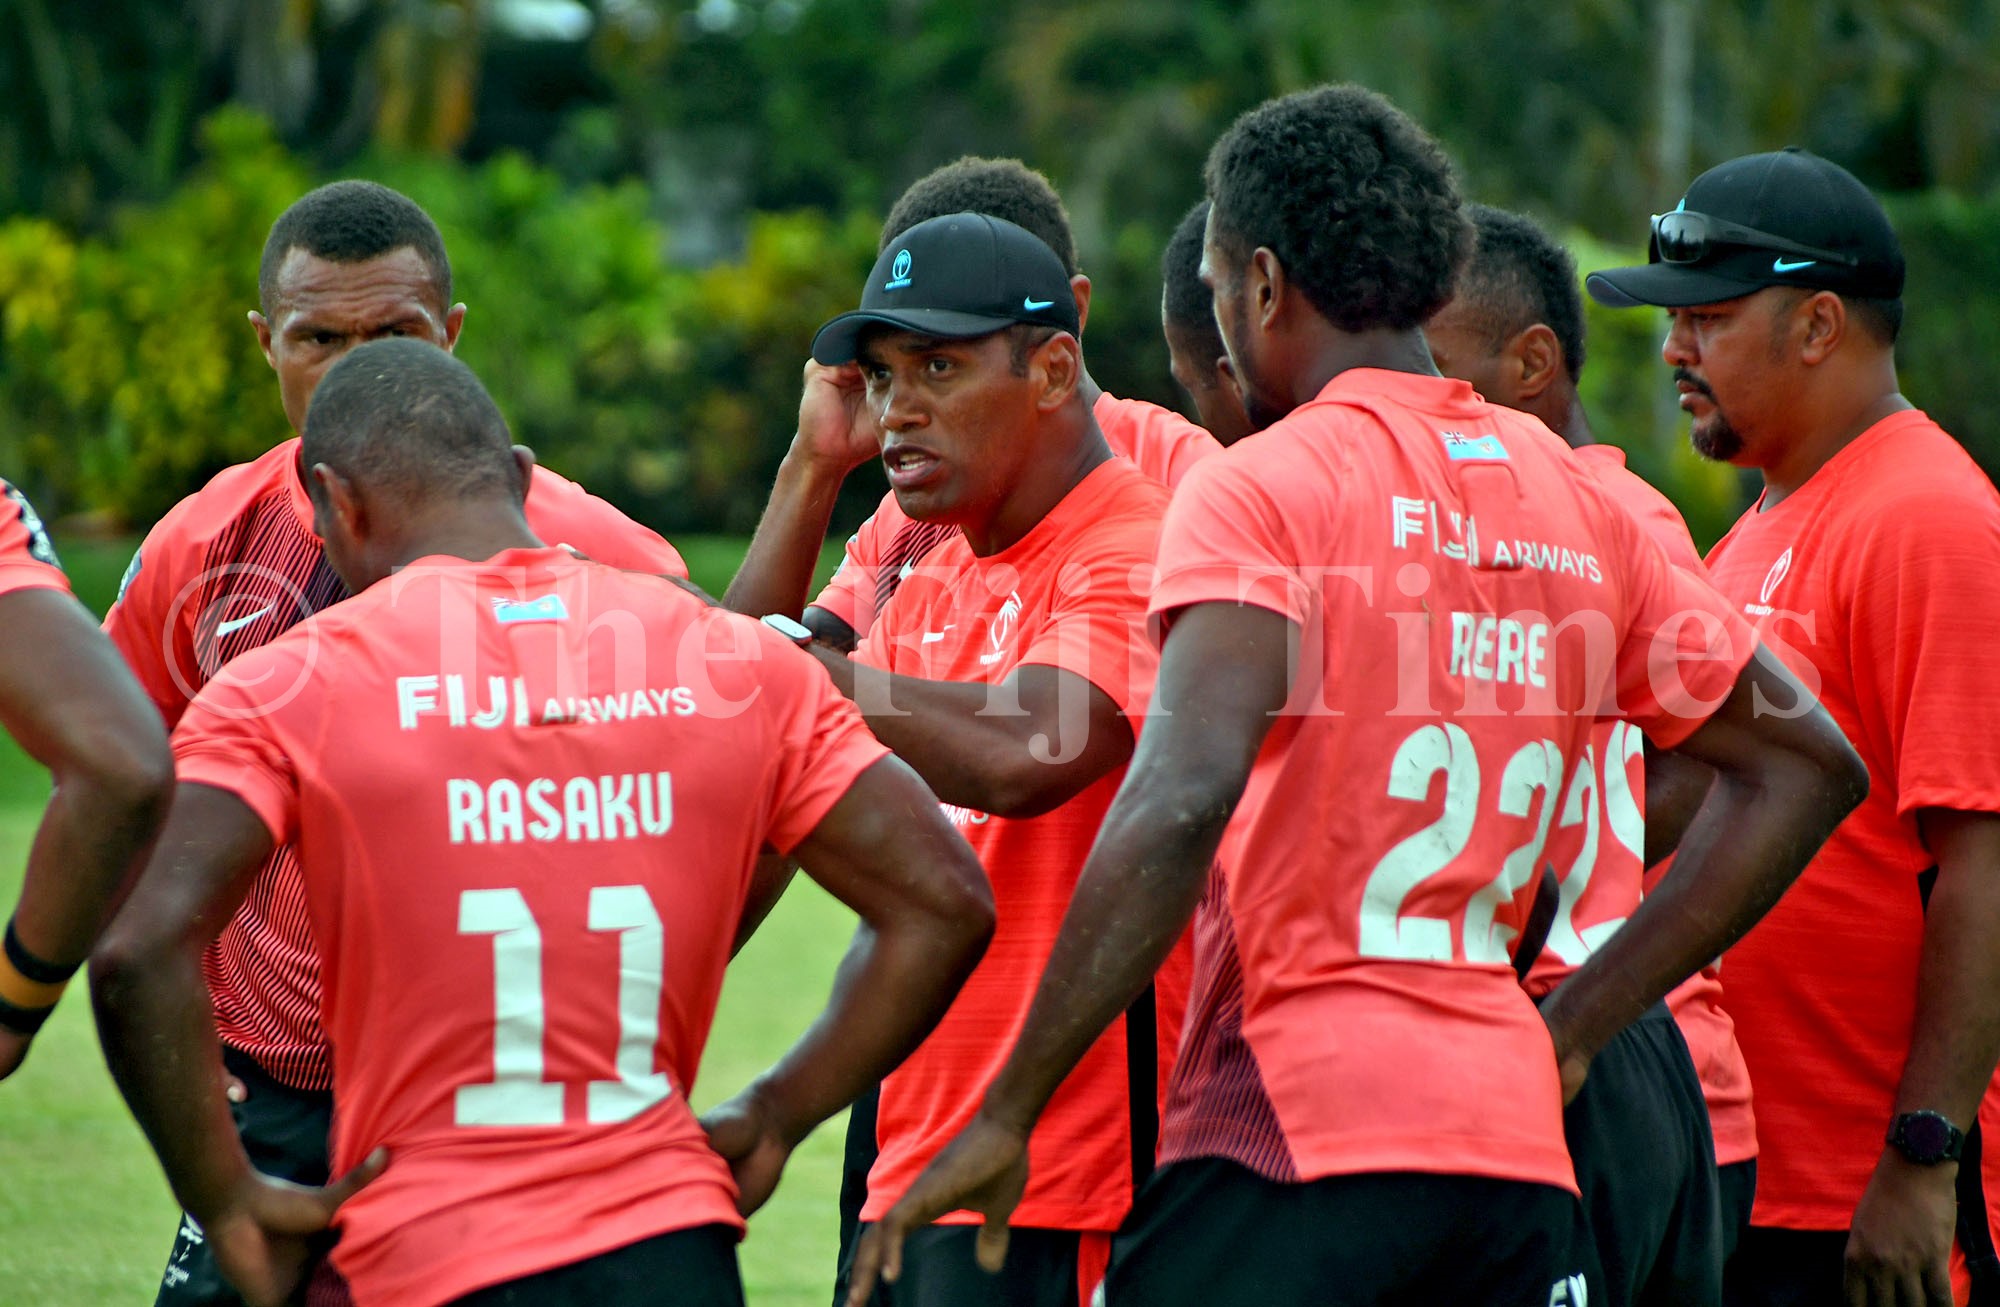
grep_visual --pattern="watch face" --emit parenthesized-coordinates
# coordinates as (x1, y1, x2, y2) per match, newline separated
(1899, 1112, 1957, 1161)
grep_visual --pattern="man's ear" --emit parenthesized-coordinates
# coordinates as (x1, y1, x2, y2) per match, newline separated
(1070, 275, 1093, 336)
(510, 444, 537, 502)
(1798, 291, 1845, 365)
(1510, 323, 1566, 402)
(250, 310, 277, 371)
(1247, 248, 1287, 334)
(310, 463, 363, 541)
(444, 303, 468, 353)
(1031, 333, 1083, 410)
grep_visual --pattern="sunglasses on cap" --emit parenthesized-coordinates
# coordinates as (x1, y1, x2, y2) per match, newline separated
(1649, 210, 1859, 268)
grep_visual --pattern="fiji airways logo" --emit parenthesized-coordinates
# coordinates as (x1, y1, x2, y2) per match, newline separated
(1441, 430, 1509, 462)
(1760, 547, 1793, 605)
(885, 248, 913, 291)
(978, 591, 1023, 666)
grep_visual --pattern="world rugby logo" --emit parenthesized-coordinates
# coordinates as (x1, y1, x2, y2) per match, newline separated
(1760, 547, 1793, 605)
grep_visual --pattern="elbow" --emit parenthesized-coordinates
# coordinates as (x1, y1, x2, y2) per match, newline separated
(975, 756, 1090, 820)
(928, 846, 997, 969)
(1805, 712, 1870, 821)
(63, 724, 175, 836)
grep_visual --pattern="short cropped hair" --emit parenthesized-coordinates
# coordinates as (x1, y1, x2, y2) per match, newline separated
(1203, 85, 1469, 333)
(259, 180, 453, 314)
(1454, 204, 1587, 382)
(1846, 296, 1903, 345)
(1162, 201, 1214, 328)
(882, 157, 1081, 277)
(302, 339, 520, 507)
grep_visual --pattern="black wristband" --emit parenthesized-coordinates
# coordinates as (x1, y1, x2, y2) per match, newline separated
(0, 991, 55, 1036)
(4, 918, 78, 987)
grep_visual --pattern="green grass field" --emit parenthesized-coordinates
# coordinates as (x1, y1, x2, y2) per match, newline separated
(0, 533, 859, 1306)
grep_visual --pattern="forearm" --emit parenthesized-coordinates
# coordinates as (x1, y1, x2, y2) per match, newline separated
(721, 449, 848, 617)
(90, 940, 254, 1220)
(1897, 847, 2000, 1126)
(750, 911, 987, 1146)
(815, 650, 1108, 817)
(11, 767, 170, 971)
(1642, 745, 1714, 868)
(982, 783, 1222, 1130)
(1544, 758, 1852, 1065)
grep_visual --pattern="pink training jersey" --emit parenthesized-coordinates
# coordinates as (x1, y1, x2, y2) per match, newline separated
(812, 392, 1221, 637)
(104, 438, 687, 1091)
(171, 547, 887, 1307)
(1525, 442, 1758, 1168)
(1701, 409, 2000, 1245)
(1149, 369, 1753, 1193)
(855, 459, 1190, 1234)
(0, 479, 68, 599)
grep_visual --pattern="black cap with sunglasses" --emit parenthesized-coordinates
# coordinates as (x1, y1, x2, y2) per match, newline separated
(1586, 147, 1904, 309)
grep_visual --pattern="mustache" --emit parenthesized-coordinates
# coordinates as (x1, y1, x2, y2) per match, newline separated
(1672, 368, 1715, 401)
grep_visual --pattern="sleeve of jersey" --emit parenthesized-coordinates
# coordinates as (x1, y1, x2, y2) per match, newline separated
(758, 628, 893, 854)
(808, 503, 891, 634)
(1847, 494, 2000, 817)
(0, 482, 69, 598)
(1015, 518, 1164, 720)
(1147, 455, 1313, 643)
(100, 518, 199, 727)
(524, 470, 688, 579)
(1608, 507, 1756, 748)
(168, 653, 305, 844)
(1115, 398, 1224, 489)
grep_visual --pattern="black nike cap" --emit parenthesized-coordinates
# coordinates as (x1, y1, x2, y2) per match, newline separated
(811, 212, 1080, 365)
(1587, 148, 1904, 309)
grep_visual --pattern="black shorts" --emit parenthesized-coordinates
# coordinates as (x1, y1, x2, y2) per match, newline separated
(1722, 1226, 1846, 1307)
(450, 1226, 743, 1306)
(1716, 1159, 1757, 1264)
(156, 1046, 341, 1307)
(1105, 1158, 1584, 1307)
(831, 1083, 881, 1307)
(850, 1223, 1101, 1307)
(1563, 1002, 1724, 1307)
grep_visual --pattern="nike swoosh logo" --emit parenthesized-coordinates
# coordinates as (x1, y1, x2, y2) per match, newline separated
(1772, 257, 1816, 273)
(1023, 297, 1055, 311)
(921, 625, 955, 644)
(215, 606, 273, 637)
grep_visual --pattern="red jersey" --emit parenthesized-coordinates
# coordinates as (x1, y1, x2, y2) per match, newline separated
(104, 438, 687, 1090)
(1702, 410, 2000, 1231)
(171, 548, 886, 1307)
(1148, 369, 1753, 1193)
(811, 392, 1220, 636)
(854, 459, 1190, 1233)
(0, 479, 68, 598)
(1529, 443, 1758, 1167)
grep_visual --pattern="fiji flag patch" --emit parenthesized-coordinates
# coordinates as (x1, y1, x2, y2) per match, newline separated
(1441, 430, 1509, 462)
(492, 594, 569, 624)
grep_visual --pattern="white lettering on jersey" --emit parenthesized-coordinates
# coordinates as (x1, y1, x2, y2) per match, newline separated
(448, 773, 674, 844)
(1447, 612, 1549, 688)
(399, 675, 699, 730)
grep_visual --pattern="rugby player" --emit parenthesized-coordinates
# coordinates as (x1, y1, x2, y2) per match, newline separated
(852, 84, 1867, 1307)
(101, 179, 688, 1306)
(1159, 200, 1252, 447)
(794, 210, 1186, 1306)
(1428, 203, 1749, 1304)
(1589, 147, 2000, 1307)
(90, 339, 994, 1307)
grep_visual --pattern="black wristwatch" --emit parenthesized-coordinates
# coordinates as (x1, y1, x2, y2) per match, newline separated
(760, 613, 815, 647)
(1886, 1111, 1966, 1165)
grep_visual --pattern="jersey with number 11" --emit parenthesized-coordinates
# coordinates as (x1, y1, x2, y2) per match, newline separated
(170, 547, 888, 1307)
(1149, 370, 1754, 1193)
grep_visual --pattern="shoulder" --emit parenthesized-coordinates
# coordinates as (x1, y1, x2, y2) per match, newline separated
(1093, 393, 1224, 485)
(523, 464, 686, 578)
(143, 442, 298, 557)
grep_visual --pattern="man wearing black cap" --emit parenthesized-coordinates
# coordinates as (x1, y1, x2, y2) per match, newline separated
(1590, 148, 2000, 1307)
(764, 211, 1184, 1307)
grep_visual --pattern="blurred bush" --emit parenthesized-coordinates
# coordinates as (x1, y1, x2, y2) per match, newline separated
(0, 108, 880, 535)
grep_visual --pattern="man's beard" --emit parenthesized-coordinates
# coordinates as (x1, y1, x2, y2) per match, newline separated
(1675, 368, 1744, 462)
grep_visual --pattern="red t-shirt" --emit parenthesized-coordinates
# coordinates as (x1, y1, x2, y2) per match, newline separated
(171, 548, 886, 1307)
(1148, 369, 1753, 1193)
(812, 392, 1220, 636)
(1530, 443, 1758, 1167)
(104, 438, 687, 1090)
(1702, 409, 2000, 1232)
(0, 479, 68, 598)
(854, 458, 1190, 1233)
